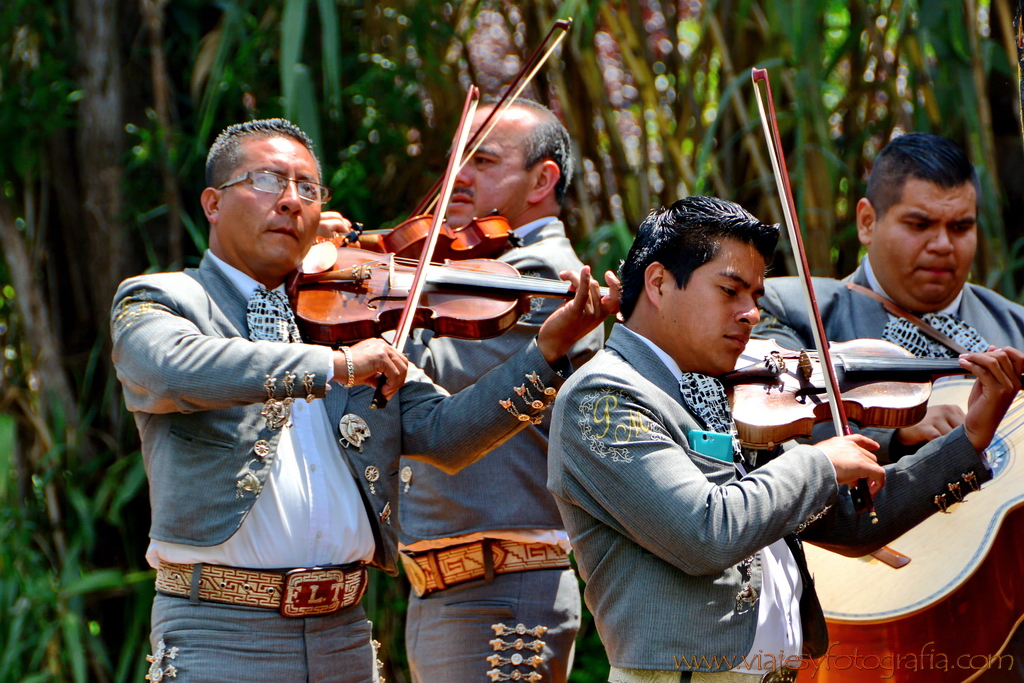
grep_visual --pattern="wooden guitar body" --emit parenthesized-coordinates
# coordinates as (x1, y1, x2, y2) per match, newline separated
(799, 378, 1024, 683)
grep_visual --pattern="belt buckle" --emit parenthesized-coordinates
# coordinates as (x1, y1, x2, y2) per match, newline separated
(399, 551, 430, 597)
(761, 668, 798, 683)
(280, 566, 362, 618)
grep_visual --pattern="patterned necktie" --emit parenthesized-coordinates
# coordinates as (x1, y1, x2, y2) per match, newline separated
(678, 373, 741, 459)
(882, 312, 989, 358)
(247, 286, 302, 343)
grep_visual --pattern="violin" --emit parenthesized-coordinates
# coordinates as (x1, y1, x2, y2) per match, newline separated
(286, 246, 604, 347)
(722, 338, 973, 450)
(341, 212, 513, 262)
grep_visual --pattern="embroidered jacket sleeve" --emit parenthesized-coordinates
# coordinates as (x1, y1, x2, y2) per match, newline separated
(799, 424, 991, 556)
(111, 273, 334, 414)
(549, 353, 838, 575)
(395, 339, 566, 474)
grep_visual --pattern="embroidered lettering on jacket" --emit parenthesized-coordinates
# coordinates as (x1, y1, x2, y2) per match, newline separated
(578, 388, 667, 462)
(112, 289, 157, 334)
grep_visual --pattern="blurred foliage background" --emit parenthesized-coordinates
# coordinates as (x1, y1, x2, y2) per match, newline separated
(1, 0, 1022, 680)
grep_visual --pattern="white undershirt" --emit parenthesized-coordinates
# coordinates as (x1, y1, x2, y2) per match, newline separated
(146, 252, 375, 570)
(620, 325, 804, 672)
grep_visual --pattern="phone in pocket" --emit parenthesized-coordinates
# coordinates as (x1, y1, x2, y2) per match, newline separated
(687, 429, 734, 462)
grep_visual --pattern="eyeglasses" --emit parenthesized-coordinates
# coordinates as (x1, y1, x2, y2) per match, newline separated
(218, 170, 332, 204)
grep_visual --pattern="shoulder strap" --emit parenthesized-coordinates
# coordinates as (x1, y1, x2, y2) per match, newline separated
(844, 282, 969, 354)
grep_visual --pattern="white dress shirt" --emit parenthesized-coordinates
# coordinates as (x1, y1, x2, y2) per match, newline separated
(147, 251, 375, 570)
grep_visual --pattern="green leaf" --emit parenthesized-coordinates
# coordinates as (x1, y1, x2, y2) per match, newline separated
(316, 0, 342, 112)
(59, 612, 87, 683)
(61, 569, 127, 597)
(281, 0, 309, 106)
(286, 63, 323, 157)
(0, 414, 14, 502)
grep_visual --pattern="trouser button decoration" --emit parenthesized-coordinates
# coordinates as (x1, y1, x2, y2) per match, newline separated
(492, 623, 548, 637)
(400, 466, 412, 493)
(145, 640, 179, 682)
(487, 625, 547, 682)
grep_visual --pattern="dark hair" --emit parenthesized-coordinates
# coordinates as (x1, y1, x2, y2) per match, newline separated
(482, 98, 574, 203)
(865, 133, 979, 217)
(206, 118, 322, 188)
(618, 196, 779, 320)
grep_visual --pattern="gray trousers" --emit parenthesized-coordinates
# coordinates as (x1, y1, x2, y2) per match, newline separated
(405, 567, 581, 683)
(148, 593, 379, 683)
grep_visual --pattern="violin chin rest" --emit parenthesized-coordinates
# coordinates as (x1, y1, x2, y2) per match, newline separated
(302, 242, 339, 274)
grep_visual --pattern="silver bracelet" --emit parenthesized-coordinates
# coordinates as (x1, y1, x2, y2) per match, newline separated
(340, 346, 355, 388)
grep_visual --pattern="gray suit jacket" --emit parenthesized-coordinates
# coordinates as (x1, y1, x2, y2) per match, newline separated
(755, 261, 1024, 458)
(111, 253, 564, 575)
(547, 324, 988, 671)
(399, 219, 602, 542)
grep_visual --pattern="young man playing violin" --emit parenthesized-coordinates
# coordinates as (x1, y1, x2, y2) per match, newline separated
(392, 99, 603, 683)
(546, 195, 1023, 683)
(754, 133, 1024, 680)
(110, 117, 618, 683)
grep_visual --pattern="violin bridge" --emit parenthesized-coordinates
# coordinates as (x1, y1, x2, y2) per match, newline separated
(797, 350, 814, 380)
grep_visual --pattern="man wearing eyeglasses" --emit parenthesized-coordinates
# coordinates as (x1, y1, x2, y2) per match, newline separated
(110, 118, 619, 683)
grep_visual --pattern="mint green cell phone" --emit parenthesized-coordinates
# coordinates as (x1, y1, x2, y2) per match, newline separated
(688, 430, 733, 462)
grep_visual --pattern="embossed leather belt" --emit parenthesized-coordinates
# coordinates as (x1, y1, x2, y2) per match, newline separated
(156, 560, 367, 617)
(400, 539, 571, 597)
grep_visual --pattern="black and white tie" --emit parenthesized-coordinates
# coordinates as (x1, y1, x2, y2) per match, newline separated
(678, 373, 741, 459)
(882, 312, 989, 358)
(247, 286, 302, 343)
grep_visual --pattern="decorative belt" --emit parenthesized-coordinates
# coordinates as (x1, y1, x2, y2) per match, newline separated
(155, 560, 368, 618)
(400, 539, 571, 597)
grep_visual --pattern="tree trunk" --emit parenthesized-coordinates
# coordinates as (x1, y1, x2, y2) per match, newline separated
(74, 0, 128, 423)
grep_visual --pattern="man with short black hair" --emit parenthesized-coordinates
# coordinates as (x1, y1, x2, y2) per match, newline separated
(111, 117, 617, 683)
(755, 132, 1024, 680)
(756, 132, 1024, 457)
(548, 195, 1021, 682)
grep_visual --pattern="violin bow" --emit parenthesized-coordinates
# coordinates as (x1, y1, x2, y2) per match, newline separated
(751, 68, 878, 523)
(371, 86, 481, 409)
(412, 18, 572, 216)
